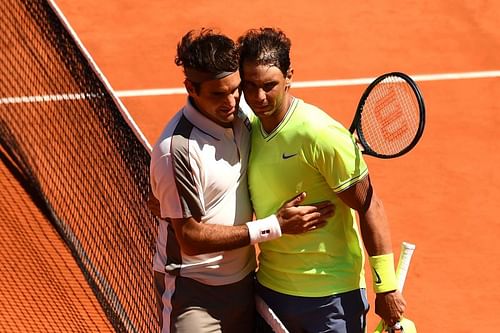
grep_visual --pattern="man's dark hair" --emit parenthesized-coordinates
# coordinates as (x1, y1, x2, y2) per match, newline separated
(175, 28, 239, 74)
(237, 27, 292, 77)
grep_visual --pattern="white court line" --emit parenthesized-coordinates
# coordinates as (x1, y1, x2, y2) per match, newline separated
(115, 87, 186, 97)
(1, 70, 499, 104)
(115, 70, 500, 96)
(292, 70, 500, 88)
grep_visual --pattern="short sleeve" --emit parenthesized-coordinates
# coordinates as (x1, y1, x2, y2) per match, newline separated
(309, 122, 368, 193)
(150, 139, 203, 220)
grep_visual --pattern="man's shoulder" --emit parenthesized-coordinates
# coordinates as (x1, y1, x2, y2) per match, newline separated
(151, 109, 187, 155)
(295, 99, 332, 120)
(294, 99, 346, 131)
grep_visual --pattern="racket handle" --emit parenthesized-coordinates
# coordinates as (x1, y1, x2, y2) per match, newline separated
(396, 242, 416, 292)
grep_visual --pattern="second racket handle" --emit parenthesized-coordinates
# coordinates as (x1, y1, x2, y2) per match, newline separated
(395, 242, 416, 293)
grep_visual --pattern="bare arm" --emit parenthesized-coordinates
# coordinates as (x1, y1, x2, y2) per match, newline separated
(157, 192, 334, 256)
(171, 217, 250, 255)
(336, 174, 391, 256)
(337, 174, 406, 327)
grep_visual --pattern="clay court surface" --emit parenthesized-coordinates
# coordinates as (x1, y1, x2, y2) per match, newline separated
(1, 0, 500, 332)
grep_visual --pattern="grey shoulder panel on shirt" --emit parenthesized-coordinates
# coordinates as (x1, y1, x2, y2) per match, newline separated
(170, 115, 203, 221)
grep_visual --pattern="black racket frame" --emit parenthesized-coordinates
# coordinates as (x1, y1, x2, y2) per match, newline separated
(349, 72, 426, 159)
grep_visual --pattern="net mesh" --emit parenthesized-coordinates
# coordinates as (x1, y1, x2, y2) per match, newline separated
(0, 0, 159, 331)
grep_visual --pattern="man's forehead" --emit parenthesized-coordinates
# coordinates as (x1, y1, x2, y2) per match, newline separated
(242, 63, 283, 78)
(200, 71, 241, 92)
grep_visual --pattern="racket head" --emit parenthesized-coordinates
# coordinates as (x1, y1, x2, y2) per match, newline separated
(350, 72, 425, 159)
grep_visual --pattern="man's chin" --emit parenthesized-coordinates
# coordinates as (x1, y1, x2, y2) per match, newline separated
(219, 112, 235, 123)
(253, 109, 272, 118)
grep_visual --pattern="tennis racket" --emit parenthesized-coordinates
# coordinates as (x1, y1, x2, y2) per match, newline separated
(373, 241, 417, 333)
(255, 295, 289, 333)
(349, 72, 425, 159)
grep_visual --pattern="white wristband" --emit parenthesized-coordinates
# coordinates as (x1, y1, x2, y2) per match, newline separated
(246, 215, 282, 244)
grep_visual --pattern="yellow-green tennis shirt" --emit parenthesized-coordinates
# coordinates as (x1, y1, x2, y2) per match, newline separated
(248, 98, 369, 297)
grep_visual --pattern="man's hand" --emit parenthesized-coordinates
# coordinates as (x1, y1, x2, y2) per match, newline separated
(375, 290, 406, 328)
(276, 192, 335, 234)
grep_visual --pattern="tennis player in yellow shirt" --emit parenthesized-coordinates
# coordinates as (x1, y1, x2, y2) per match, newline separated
(238, 27, 406, 332)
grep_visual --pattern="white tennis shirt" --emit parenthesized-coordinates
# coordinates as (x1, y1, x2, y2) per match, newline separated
(150, 98, 256, 286)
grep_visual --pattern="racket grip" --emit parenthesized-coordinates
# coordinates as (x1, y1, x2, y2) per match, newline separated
(395, 242, 416, 292)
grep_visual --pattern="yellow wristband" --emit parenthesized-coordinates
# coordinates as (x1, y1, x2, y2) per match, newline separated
(368, 253, 397, 293)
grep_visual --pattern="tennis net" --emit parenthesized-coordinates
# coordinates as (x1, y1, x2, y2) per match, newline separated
(0, 0, 159, 332)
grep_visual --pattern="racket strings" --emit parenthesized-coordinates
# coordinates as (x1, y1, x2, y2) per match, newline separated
(360, 77, 420, 155)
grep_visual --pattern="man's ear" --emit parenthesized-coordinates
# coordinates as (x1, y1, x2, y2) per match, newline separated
(184, 79, 196, 95)
(285, 67, 294, 86)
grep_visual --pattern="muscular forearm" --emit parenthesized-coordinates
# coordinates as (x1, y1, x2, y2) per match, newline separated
(338, 175, 405, 325)
(173, 218, 251, 256)
(169, 192, 334, 256)
(358, 188, 406, 326)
